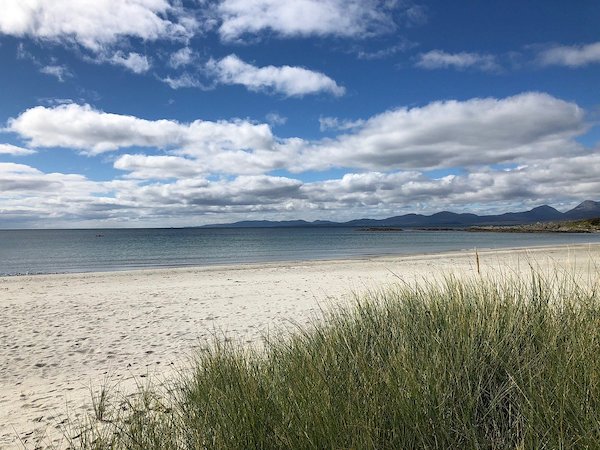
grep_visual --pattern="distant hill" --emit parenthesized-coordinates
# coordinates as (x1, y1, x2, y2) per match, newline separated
(563, 200, 600, 219)
(201, 200, 600, 229)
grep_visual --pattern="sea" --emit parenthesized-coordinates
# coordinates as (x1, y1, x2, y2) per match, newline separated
(1, 227, 600, 276)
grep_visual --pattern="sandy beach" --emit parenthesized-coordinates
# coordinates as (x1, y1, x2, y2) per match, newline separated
(1, 243, 599, 449)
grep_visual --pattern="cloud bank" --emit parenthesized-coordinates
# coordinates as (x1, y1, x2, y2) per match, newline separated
(2, 92, 594, 226)
(7, 93, 584, 172)
(2, 155, 600, 227)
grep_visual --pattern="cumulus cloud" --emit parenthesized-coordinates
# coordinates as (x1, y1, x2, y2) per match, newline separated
(0, 0, 196, 51)
(416, 50, 500, 71)
(206, 54, 345, 97)
(0, 143, 36, 156)
(169, 47, 195, 68)
(297, 92, 585, 172)
(7, 103, 275, 156)
(8, 104, 181, 153)
(6, 93, 587, 175)
(217, 0, 399, 41)
(537, 42, 600, 67)
(1, 1, 201, 77)
(114, 154, 202, 179)
(2, 0, 421, 79)
(108, 52, 151, 73)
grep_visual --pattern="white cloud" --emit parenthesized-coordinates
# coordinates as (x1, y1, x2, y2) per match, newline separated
(109, 52, 151, 73)
(300, 155, 600, 214)
(217, 0, 398, 41)
(6, 93, 587, 178)
(319, 116, 364, 131)
(416, 50, 500, 71)
(0, 163, 133, 227)
(0, 0, 196, 51)
(297, 92, 585, 172)
(265, 113, 287, 126)
(7, 103, 275, 156)
(0, 163, 82, 193)
(1, 1, 201, 76)
(355, 40, 417, 60)
(129, 175, 303, 208)
(3, 153, 600, 227)
(161, 73, 205, 89)
(8, 104, 181, 153)
(0, 143, 36, 156)
(114, 154, 202, 179)
(537, 42, 600, 67)
(206, 54, 345, 97)
(39, 64, 72, 81)
(169, 47, 194, 68)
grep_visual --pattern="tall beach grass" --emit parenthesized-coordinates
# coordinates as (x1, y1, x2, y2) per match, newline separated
(71, 267, 600, 449)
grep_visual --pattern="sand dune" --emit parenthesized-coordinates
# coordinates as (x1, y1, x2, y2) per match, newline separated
(1, 244, 598, 448)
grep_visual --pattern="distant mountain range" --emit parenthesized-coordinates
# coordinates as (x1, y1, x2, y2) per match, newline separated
(202, 200, 600, 229)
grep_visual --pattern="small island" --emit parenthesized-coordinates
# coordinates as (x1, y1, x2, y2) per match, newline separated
(468, 218, 600, 233)
(356, 227, 404, 232)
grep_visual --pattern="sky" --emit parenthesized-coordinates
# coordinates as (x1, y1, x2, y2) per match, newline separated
(0, 0, 599, 228)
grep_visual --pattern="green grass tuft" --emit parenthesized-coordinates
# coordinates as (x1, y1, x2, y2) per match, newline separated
(70, 269, 600, 449)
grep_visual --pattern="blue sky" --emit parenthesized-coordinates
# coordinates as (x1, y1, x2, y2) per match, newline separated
(0, 0, 599, 228)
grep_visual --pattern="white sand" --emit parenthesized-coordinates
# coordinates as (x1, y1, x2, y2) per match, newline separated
(1, 244, 599, 448)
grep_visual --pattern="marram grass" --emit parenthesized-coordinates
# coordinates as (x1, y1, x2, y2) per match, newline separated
(70, 269, 600, 449)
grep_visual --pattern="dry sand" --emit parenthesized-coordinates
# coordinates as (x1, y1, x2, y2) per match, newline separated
(1, 244, 599, 448)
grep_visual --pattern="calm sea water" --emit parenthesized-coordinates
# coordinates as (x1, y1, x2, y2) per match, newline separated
(1, 227, 600, 276)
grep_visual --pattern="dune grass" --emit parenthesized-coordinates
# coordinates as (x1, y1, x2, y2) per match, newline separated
(70, 268, 600, 449)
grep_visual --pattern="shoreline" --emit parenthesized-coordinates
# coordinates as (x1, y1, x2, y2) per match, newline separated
(2, 243, 599, 448)
(3, 241, 600, 279)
